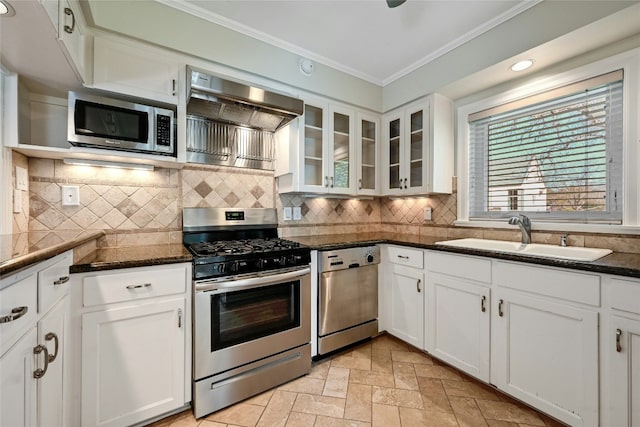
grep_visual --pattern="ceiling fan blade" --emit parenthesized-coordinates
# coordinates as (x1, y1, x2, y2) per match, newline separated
(386, 0, 406, 8)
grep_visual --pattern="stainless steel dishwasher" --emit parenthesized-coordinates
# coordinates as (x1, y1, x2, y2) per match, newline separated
(317, 246, 380, 355)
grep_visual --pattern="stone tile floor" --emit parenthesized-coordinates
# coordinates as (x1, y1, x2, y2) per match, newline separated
(148, 334, 565, 427)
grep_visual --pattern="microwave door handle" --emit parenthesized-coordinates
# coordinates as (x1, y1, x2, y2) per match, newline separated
(195, 267, 310, 293)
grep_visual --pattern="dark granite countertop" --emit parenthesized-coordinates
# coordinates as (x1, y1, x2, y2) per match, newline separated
(0, 230, 105, 278)
(3, 229, 638, 279)
(70, 244, 192, 273)
(287, 232, 640, 279)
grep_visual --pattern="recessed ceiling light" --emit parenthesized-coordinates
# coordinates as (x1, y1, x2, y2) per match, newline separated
(0, 1, 15, 17)
(510, 59, 534, 72)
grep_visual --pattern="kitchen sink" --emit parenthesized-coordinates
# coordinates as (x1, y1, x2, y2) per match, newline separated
(435, 238, 612, 262)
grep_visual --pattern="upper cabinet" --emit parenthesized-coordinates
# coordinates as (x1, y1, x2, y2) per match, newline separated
(91, 37, 181, 104)
(41, 0, 92, 83)
(356, 112, 380, 196)
(276, 97, 370, 196)
(382, 93, 454, 196)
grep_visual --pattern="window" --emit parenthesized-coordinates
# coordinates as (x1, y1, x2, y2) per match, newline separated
(467, 70, 624, 224)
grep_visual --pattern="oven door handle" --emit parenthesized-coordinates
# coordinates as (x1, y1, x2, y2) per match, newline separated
(195, 267, 311, 293)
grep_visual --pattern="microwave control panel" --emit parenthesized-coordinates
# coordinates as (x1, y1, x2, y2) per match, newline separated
(156, 114, 173, 146)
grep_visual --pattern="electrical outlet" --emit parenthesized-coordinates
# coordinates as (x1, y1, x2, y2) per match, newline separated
(293, 206, 302, 220)
(61, 186, 80, 206)
(423, 207, 432, 221)
(283, 207, 292, 221)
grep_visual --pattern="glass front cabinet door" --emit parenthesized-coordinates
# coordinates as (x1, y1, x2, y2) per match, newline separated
(300, 100, 329, 193)
(356, 113, 380, 196)
(382, 94, 453, 196)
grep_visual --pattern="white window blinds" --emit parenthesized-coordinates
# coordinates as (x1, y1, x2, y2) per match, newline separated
(468, 70, 624, 224)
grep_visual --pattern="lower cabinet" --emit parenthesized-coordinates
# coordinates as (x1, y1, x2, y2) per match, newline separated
(37, 296, 69, 427)
(609, 315, 640, 427)
(1, 327, 38, 427)
(426, 272, 490, 382)
(81, 298, 186, 427)
(74, 263, 191, 427)
(389, 263, 424, 348)
(0, 251, 72, 427)
(491, 289, 599, 426)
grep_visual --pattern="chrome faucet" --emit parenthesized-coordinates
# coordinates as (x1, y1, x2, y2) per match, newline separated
(508, 214, 532, 244)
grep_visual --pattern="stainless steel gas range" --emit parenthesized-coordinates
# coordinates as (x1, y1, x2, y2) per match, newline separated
(182, 208, 312, 418)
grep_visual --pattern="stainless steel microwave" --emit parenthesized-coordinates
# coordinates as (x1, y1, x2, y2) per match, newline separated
(68, 92, 175, 156)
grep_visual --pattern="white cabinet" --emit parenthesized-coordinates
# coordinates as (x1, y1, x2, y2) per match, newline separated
(92, 37, 180, 104)
(382, 93, 453, 196)
(609, 315, 640, 426)
(607, 277, 640, 427)
(425, 252, 491, 382)
(492, 262, 599, 427)
(0, 251, 72, 427)
(1, 327, 38, 427)
(37, 296, 68, 427)
(41, 0, 92, 83)
(276, 97, 378, 196)
(384, 246, 424, 348)
(356, 112, 380, 196)
(76, 263, 191, 427)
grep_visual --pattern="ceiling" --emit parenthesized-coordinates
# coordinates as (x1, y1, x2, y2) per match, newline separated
(159, 0, 538, 86)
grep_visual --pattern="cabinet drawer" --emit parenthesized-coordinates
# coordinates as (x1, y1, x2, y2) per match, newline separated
(426, 252, 491, 284)
(610, 277, 640, 315)
(0, 274, 37, 356)
(38, 251, 72, 313)
(387, 246, 423, 269)
(495, 261, 600, 306)
(83, 265, 187, 307)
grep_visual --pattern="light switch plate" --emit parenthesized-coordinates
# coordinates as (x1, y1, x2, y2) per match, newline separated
(61, 186, 80, 206)
(15, 166, 28, 191)
(423, 207, 432, 221)
(293, 206, 302, 220)
(283, 207, 292, 221)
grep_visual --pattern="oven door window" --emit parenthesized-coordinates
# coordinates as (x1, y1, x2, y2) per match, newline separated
(74, 100, 149, 142)
(211, 280, 301, 351)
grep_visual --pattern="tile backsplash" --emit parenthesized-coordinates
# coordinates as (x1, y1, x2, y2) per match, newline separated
(13, 156, 640, 254)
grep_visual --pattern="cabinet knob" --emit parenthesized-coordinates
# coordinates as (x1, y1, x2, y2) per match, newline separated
(325, 176, 329, 187)
(498, 299, 504, 317)
(178, 308, 183, 328)
(330, 176, 334, 188)
(0, 306, 28, 324)
(481, 295, 486, 313)
(64, 7, 76, 34)
(359, 178, 362, 190)
(616, 328, 622, 352)
(45, 332, 59, 363)
(416, 279, 421, 293)
(33, 345, 50, 379)
(403, 178, 408, 189)
(54, 276, 70, 286)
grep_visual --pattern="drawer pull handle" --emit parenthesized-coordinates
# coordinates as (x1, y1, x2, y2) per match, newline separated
(0, 306, 28, 324)
(616, 329, 622, 352)
(33, 345, 50, 379)
(416, 279, 421, 293)
(397, 255, 410, 260)
(45, 332, 59, 363)
(498, 299, 504, 317)
(54, 276, 69, 286)
(481, 295, 486, 313)
(126, 283, 152, 290)
(63, 7, 75, 34)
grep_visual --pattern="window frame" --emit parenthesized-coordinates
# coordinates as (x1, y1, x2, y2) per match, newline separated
(456, 48, 640, 234)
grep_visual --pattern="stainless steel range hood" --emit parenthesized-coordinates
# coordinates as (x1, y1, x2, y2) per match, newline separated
(186, 67, 303, 170)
